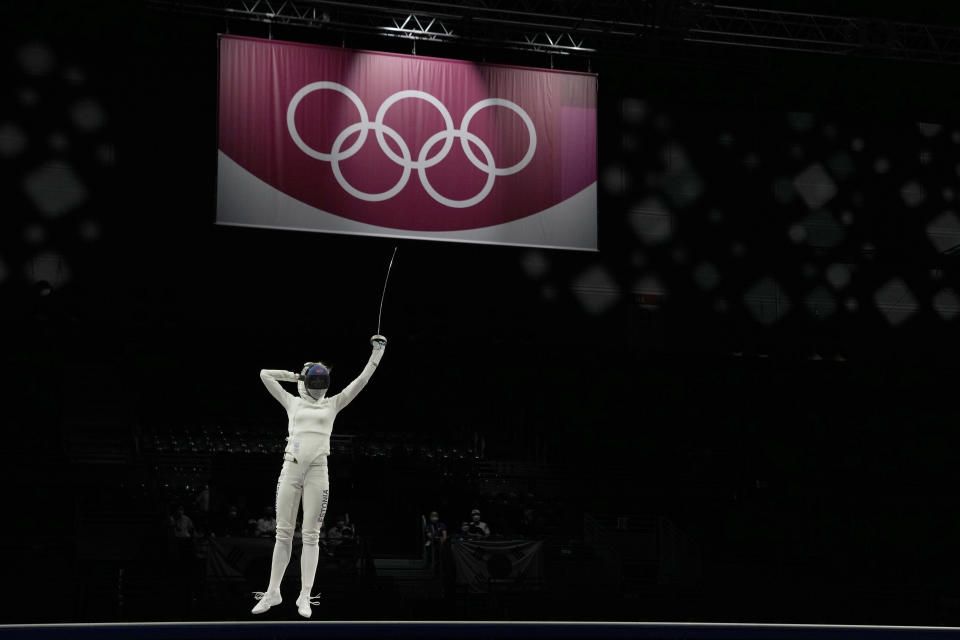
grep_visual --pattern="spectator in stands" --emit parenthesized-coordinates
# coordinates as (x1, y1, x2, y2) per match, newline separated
(171, 505, 195, 538)
(453, 521, 470, 542)
(222, 505, 244, 537)
(256, 506, 276, 538)
(498, 492, 520, 537)
(484, 492, 505, 536)
(326, 519, 343, 548)
(194, 484, 211, 534)
(166, 505, 198, 574)
(339, 515, 355, 539)
(520, 503, 536, 537)
(425, 511, 448, 548)
(318, 525, 334, 556)
(425, 511, 448, 567)
(467, 508, 490, 539)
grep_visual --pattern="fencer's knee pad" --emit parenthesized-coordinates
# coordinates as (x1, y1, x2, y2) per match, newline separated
(275, 527, 294, 543)
(301, 529, 320, 546)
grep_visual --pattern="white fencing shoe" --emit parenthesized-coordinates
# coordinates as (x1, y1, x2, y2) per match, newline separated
(251, 590, 282, 614)
(295, 592, 321, 618)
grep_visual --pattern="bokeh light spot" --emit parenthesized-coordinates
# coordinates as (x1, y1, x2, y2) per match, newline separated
(601, 164, 629, 196)
(23, 225, 45, 245)
(901, 181, 925, 207)
(826, 263, 852, 290)
(79, 219, 101, 242)
(788, 223, 807, 244)
(571, 265, 620, 315)
(826, 152, 855, 181)
(793, 163, 837, 210)
(926, 211, 960, 253)
(23, 160, 88, 217)
(628, 197, 674, 244)
(18, 42, 55, 76)
(0, 123, 28, 158)
(71, 99, 106, 132)
(520, 250, 549, 280)
(874, 278, 918, 326)
(48, 132, 68, 151)
(744, 276, 792, 325)
(621, 98, 647, 125)
(933, 288, 960, 321)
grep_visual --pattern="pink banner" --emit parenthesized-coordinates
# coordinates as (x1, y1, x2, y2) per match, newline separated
(216, 35, 597, 250)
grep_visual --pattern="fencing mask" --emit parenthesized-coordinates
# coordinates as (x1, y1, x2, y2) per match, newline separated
(298, 362, 330, 401)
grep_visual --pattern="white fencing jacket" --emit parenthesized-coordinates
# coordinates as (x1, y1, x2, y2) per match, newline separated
(260, 347, 384, 457)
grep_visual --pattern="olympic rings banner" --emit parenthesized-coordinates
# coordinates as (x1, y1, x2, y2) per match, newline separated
(216, 36, 598, 250)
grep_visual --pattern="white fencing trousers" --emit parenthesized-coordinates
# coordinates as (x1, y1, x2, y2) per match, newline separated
(266, 444, 330, 594)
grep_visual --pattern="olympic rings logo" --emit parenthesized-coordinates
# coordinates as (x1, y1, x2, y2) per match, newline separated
(286, 82, 537, 209)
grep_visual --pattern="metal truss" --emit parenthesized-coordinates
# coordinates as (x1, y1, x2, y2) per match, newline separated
(689, 5, 960, 64)
(146, 0, 960, 64)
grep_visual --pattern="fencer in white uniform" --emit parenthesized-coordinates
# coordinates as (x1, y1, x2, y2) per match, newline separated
(251, 334, 387, 618)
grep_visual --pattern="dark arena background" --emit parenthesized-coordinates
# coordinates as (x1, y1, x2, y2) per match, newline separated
(7, 1, 960, 639)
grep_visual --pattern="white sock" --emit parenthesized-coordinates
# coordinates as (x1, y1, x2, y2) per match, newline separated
(300, 543, 320, 596)
(267, 538, 292, 594)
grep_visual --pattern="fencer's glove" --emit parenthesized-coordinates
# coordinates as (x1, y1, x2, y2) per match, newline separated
(370, 334, 387, 350)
